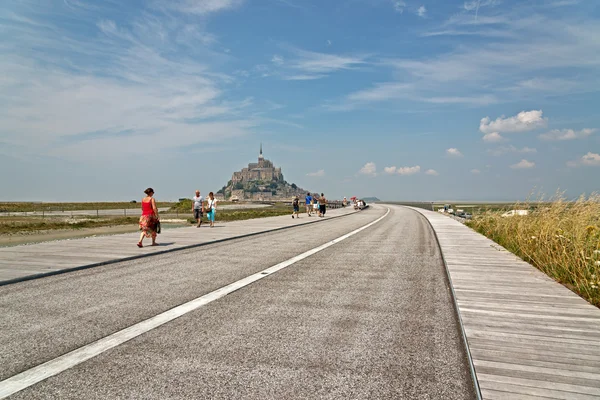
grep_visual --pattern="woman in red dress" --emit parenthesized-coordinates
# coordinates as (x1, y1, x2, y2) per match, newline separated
(137, 188, 159, 247)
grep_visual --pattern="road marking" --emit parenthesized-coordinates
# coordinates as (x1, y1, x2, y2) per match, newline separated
(0, 208, 390, 399)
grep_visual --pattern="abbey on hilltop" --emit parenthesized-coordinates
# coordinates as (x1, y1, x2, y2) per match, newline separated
(231, 144, 283, 184)
(218, 144, 308, 201)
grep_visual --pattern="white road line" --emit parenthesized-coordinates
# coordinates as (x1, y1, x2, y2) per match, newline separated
(0, 208, 390, 399)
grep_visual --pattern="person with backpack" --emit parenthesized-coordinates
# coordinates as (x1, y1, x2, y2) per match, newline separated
(292, 196, 300, 219)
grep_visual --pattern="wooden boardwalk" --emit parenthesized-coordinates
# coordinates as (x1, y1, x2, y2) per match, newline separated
(411, 207, 600, 400)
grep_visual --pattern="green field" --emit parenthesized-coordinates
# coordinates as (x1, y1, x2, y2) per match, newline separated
(0, 201, 176, 213)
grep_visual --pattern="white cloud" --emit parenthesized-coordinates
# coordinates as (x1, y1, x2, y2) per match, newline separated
(271, 55, 284, 65)
(385, 166, 421, 175)
(538, 128, 596, 141)
(471, 169, 481, 174)
(480, 110, 547, 134)
(482, 132, 504, 143)
(306, 169, 325, 177)
(569, 152, 600, 167)
(326, 40, 332, 46)
(582, 153, 600, 166)
(283, 74, 326, 81)
(511, 159, 535, 169)
(488, 146, 537, 156)
(417, 6, 427, 18)
(397, 166, 421, 175)
(425, 169, 439, 176)
(359, 162, 377, 176)
(164, 0, 244, 15)
(446, 148, 463, 157)
(392, 1, 406, 13)
(291, 49, 367, 74)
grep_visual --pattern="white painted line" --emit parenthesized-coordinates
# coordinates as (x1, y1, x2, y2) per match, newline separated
(0, 208, 390, 399)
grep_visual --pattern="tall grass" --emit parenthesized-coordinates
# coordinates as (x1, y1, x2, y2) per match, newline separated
(466, 193, 600, 307)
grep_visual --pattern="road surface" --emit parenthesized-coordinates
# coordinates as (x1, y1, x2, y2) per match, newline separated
(0, 205, 475, 399)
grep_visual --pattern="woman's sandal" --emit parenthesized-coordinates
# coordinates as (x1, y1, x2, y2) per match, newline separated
(137, 242, 143, 248)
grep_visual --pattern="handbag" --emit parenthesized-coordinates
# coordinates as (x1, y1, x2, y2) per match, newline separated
(156, 220, 161, 234)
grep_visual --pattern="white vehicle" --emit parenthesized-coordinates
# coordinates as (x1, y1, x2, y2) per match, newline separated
(501, 209, 529, 217)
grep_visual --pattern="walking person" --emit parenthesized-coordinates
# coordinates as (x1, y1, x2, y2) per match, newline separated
(206, 192, 218, 228)
(305, 192, 313, 216)
(137, 188, 159, 247)
(312, 196, 319, 216)
(318, 193, 327, 217)
(292, 196, 300, 219)
(192, 190, 204, 227)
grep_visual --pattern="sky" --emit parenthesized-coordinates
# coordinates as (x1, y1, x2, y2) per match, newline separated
(1, 0, 599, 202)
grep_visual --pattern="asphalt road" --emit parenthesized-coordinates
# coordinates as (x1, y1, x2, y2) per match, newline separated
(1, 205, 475, 399)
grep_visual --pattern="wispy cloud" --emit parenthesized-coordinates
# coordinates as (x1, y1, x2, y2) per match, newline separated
(392, 0, 406, 13)
(271, 55, 284, 65)
(488, 146, 537, 156)
(425, 169, 439, 176)
(539, 128, 596, 141)
(0, 2, 259, 162)
(471, 169, 481, 174)
(417, 5, 427, 18)
(290, 49, 368, 74)
(159, 0, 245, 15)
(307, 169, 325, 177)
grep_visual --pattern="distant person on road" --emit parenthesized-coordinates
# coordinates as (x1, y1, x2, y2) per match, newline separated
(318, 193, 327, 217)
(138, 188, 159, 247)
(292, 196, 300, 219)
(206, 192, 218, 228)
(305, 192, 313, 216)
(342, 197, 347, 207)
(192, 190, 204, 228)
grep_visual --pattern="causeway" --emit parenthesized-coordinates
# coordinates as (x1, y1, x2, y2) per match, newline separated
(412, 207, 600, 400)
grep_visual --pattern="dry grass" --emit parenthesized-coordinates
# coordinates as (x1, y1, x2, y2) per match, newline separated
(466, 193, 600, 307)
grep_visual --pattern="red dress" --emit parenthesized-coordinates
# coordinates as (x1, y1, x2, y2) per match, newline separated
(139, 200, 158, 238)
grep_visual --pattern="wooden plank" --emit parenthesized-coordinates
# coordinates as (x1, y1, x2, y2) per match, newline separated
(408, 207, 600, 400)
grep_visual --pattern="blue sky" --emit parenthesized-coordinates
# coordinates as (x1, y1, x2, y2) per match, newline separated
(1, 0, 599, 201)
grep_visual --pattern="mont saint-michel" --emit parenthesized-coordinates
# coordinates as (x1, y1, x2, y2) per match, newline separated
(219, 145, 308, 201)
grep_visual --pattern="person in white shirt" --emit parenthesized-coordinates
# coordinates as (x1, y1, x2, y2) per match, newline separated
(192, 190, 204, 228)
(206, 192, 218, 228)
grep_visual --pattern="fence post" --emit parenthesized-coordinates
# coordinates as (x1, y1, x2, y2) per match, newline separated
(124, 209, 126, 217)
(97, 209, 99, 217)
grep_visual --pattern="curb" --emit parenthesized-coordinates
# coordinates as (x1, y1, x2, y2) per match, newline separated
(0, 208, 370, 287)
(405, 206, 483, 400)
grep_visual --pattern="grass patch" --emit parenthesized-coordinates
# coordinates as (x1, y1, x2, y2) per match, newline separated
(0, 202, 175, 213)
(465, 194, 600, 307)
(183, 202, 296, 223)
(0, 216, 140, 235)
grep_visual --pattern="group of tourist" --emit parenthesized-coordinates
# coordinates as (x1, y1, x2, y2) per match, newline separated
(296, 192, 327, 218)
(192, 190, 218, 229)
(137, 188, 218, 248)
(138, 188, 350, 247)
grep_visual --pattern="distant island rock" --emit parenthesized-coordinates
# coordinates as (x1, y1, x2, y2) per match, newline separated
(217, 144, 310, 201)
(362, 197, 380, 202)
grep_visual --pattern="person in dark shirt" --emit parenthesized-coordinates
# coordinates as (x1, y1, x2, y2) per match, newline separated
(292, 196, 300, 219)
